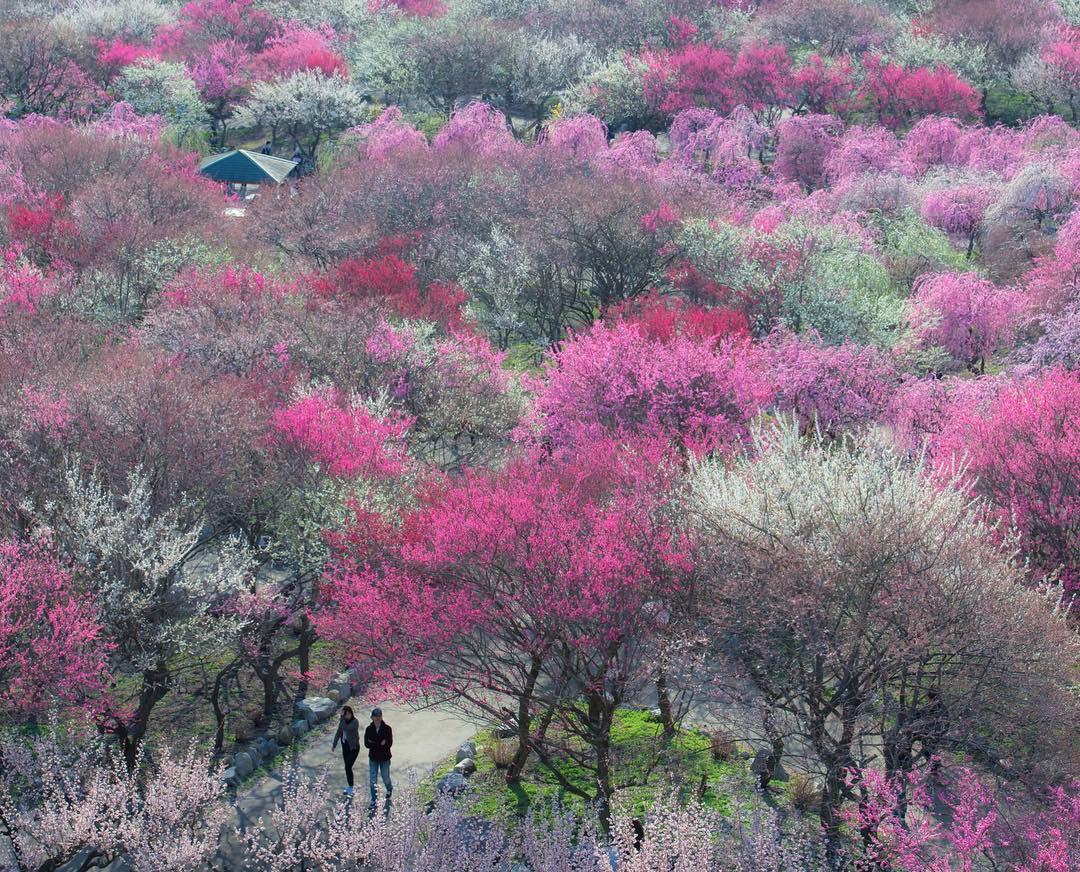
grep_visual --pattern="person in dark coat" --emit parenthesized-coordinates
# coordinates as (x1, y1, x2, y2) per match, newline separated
(260, 140, 273, 155)
(365, 707, 393, 812)
(331, 705, 361, 796)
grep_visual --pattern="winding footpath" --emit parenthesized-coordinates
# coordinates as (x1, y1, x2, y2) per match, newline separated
(220, 702, 478, 863)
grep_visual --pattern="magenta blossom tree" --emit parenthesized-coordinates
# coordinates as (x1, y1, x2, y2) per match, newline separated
(316, 441, 693, 827)
(908, 271, 1024, 373)
(523, 322, 771, 456)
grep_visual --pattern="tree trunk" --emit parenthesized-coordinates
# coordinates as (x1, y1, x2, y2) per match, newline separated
(588, 691, 615, 832)
(506, 657, 542, 784)
(296, 616, 314, 700)
(210, 659, 240, 754)
(655, 668, 676, 747)
(762, 705, 785, 787)
(116, 666, 170, 770)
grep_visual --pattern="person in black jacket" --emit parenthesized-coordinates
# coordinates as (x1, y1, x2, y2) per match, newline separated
(331, 705, 361, 796)
(365, 707, 393, 812)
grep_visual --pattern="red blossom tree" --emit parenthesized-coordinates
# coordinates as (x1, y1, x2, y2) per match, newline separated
(251, 23, 348, 80)
(316, 441, 693, 825)
(0, 539, 110, 721)
(312, 254, 469, 332)
(642, 42, 735, 117)
(862, 56, 981, 130)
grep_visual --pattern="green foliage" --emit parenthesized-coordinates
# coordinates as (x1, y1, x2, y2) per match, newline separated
(407, 110, 449, 140)
(771, 219, 906, 347)
(984, 83, 1043, 127)
(563, 53, 654, 129)
(428, 710, 747, 824)
(113, 58, 210, 148)
(874, 208, 969, 292)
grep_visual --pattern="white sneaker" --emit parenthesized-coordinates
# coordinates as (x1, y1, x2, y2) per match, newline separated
(343, 787, 354, 797)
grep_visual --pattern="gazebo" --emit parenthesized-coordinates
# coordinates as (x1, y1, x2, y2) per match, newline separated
(198, 149, 299, 190)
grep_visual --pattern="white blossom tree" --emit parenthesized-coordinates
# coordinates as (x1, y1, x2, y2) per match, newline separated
(234, 70, 369, 159)
(48, 461, 253, 769)
(113, 58, 209, 147)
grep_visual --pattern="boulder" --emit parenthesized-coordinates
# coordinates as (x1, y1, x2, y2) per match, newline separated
(327, 689, 342, 703)
(221, 767, 241, 789)
(292, 718, 309, 737)
(56, 848, 99, 872)
(328, 671, 352, 701)
(256, 736, 279, 759)
(297, 696, 337, 724)
(455, 741, 477, 763)
(276, 725, 294, 746)
(436, 771, 470, 796)
(454, 757, 477, 776)
(233, 751, 254, 779)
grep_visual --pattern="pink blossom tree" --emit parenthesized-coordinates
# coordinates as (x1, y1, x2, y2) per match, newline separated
(524, 322, 770, 456)
(903, 115, 967, 173)
(269, 388, 410, 481)
(188, 39, 251, 146)
(908, 271, 1024, 372)
(920, 181, 995, 257)
(773, 114, 842, 190)
(761, 330, 897, 438)
(928, 367, 1080, 594)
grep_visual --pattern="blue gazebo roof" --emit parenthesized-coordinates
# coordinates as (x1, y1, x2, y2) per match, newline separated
(198, 149, 298, 184)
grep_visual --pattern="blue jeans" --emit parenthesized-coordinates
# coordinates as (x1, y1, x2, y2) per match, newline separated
(369, 759, 392, 808)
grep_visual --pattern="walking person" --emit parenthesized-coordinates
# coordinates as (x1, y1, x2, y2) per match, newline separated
(331, 705, 361, 797)
(365, 707, 393, 813)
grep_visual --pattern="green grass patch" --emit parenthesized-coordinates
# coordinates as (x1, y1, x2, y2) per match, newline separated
(425, 708, 754, 827)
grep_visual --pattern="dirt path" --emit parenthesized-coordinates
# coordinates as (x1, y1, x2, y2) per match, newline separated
(221, 701, 478, 861)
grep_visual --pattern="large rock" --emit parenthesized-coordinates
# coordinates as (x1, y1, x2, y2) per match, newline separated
(233, 751, 254, 778)
(256, 736, 279, 759)
(56, 847, 99, 872)
(276, 725, 294, 746)
(221, 767, 241, 788)
(292, 718, 309, 737)
(750, 749, 787, 786)
(455, 741, 477, 763)
(436, 771, 470, 796)
(297, 696, 337, 724)
(328, 672, 352, 701)
(454, 757, 476, 776)
(327, 689, 342, 703)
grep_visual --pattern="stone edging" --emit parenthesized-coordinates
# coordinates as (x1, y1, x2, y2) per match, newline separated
(220, 669, 359, 788)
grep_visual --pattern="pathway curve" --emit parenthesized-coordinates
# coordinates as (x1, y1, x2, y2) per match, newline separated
(221, 701, 478, 863)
